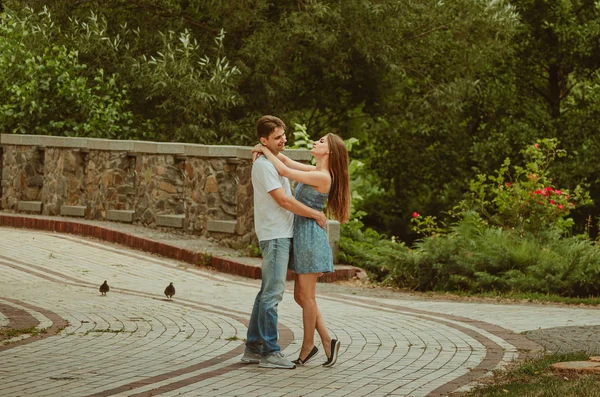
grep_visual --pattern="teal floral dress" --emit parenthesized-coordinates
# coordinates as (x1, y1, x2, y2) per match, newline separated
(290, 182, 334, 274)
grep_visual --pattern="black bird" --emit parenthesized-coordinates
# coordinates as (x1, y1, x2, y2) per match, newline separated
(99, 281, 109, 296)
(164, 282, 175, 300)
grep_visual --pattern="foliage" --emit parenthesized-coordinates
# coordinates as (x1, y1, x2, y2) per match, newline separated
(3, 0, 600, 243)
(339, 218, 407, 282)
(458, 138, 592, 237)
(290, 123, 313, 151)
(129, 27, 242, 142)
(411, 213, 446, 238)
(342, 142, 600, 298)
(376, 214, 600, 297)
(0, 8, 133, 137)
(0, 4, 242, 142)
(466, 0, 600, 238)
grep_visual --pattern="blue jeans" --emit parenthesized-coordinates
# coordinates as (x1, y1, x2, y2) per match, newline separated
(246, 238, 291, 355)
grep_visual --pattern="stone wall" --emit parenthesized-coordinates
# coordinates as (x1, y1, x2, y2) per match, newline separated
(41, 148, 88, 215)
(135, 154, 186, 226)
(1, 145, 44, 209)
(0, 134, 322, 251)
(87, 150, 136, 219)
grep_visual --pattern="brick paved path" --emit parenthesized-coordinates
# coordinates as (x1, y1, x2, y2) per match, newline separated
(1, 228, 599, 397)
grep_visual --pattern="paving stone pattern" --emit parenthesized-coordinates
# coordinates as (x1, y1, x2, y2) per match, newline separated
(1, 228, 599, 397)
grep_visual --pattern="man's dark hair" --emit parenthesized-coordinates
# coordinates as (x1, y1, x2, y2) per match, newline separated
(256, 115, 286, 140)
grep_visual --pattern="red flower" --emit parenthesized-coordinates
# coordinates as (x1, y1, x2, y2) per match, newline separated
(534, 190, 543, 195)
(549, 199, 555, 204)
(505, 182, 511, 187)
(558, 204, 564, 209)
(555, 189, 562, 195)
(534, 144, 540, 148)
(412, 212, 420, 218)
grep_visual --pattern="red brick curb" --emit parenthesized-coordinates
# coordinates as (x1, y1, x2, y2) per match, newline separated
(0, 214, 360, 283)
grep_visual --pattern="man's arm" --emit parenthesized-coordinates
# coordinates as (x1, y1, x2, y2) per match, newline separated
(269, 188, 327, 229)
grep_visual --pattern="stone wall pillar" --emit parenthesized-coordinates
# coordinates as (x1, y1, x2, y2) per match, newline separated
(1, 145, 44, 211)
(87, 151, 136, 219)
(184, 157, 208, 233)
(135, 154, 185, 226)
(41, 148, 87, 215)
(236, 159, 254, 243)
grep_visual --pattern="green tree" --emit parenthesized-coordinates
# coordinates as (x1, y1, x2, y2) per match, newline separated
(468, 0, 600, 235)
(1, 3, 242, 142)
(0, 8, 134, 137)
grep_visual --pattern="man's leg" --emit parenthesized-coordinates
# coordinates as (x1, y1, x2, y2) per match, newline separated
(242, 290, 263, 363)
(257, 238, 295, 369)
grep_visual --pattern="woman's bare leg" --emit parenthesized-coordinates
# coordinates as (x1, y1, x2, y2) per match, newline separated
(315, 307, 332, 357)
(294, 273, 319, 358)
(295, 273, 333, 358)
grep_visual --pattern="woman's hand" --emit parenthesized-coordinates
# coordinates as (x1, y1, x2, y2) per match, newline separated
(252, 143, 265, 162)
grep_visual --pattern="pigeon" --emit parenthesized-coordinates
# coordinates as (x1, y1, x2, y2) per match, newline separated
(99, 281, 109, 296)
(164, 282, 175, 300)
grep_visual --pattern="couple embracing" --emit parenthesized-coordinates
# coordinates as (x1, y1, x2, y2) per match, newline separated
(241, 115, 350, 369)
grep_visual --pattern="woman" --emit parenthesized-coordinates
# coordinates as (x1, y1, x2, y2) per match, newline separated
(253, 133, 350, 367)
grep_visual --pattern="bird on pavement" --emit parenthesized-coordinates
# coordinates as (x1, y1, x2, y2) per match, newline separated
(164, 282, 175, 300)
(99, 280, 109, 296)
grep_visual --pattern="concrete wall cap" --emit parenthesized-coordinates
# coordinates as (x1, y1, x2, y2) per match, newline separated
(0, 134, 312, 160)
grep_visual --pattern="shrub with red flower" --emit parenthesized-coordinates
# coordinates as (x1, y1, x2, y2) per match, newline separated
(457, 138, 591, 237)
(410, 212, 444, 237)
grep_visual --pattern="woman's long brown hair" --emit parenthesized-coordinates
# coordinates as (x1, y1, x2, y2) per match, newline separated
(325, 133, 350, 224)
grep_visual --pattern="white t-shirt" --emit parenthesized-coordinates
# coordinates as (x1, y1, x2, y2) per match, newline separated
(252, 156, 294, 242)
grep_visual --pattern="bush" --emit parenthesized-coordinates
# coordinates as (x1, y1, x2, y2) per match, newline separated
(341, 141, 600, 298)
(373, 214, 600, 297)
(458, 138, 592, 238)
(0, 8, 133, 137)
(339, 219, 408, 282)
(0, 6, 242, 142)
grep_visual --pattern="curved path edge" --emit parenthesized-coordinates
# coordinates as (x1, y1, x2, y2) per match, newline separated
(0, 298, 68, 352)
(325, 294, 544, 396)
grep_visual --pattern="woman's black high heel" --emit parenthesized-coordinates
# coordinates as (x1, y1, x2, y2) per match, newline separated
(322, 339, 340, 367)
(292, 346, 319, 365)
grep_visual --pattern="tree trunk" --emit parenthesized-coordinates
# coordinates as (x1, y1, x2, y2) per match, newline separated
(548, 62, 563, 119)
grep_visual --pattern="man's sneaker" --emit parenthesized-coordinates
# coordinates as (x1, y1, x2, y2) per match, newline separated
(258, 352, 296, 369)
(241, 349, 261, 364)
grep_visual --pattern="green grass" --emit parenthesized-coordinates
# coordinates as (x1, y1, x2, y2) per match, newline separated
(245, 244, 262, 258)
(455, 353, 600, 397)
(196, 253, 213, 267)
(0, 326, 48, 339)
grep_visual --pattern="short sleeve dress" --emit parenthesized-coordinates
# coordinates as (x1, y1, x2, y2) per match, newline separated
(290, 182, 334, 274)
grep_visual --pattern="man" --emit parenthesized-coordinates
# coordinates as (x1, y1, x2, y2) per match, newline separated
(241, 115, 327, 369)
